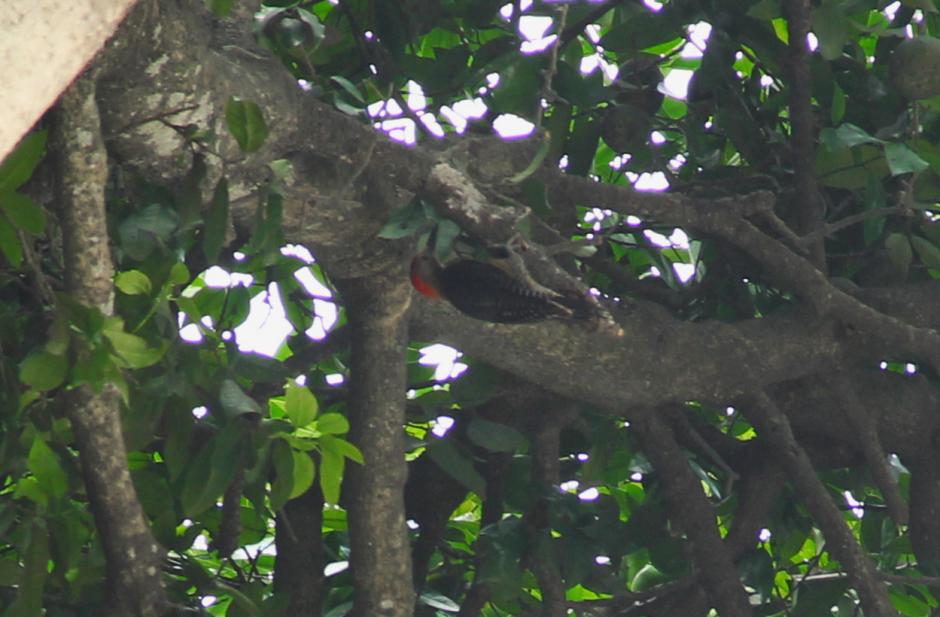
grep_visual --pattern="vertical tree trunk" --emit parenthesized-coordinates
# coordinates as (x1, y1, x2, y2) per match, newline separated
(335, 267, 415, 617)
(53, 71, 168, 617)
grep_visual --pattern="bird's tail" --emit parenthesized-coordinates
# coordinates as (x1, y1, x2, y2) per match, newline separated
(552, 290, 598, 323)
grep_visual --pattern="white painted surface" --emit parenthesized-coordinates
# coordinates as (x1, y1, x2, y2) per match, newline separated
(0, 0, 138, 161)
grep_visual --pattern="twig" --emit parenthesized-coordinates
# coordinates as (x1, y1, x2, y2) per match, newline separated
(524, 407, 571, 617)
(748, 203, 808, 255)
(558, 0, 624, 47)
(800, 205, 912, 245)
(114, 103, 201, 133)
(802, 570, 940, 590)
(18, 229, 56, 307)
(633, 409, 753, 617)
(783, 0, 826, 270)
(536, 4, 568, 128)
(833, 370, 908, 525)
(743, 389, 896, 617)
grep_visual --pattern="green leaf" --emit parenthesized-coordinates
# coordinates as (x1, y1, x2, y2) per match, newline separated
(885, 142, 930, 176)
(518, 177, 551, 217)
(219, 284, 253, 329)
(4, 521, 49, 617)
(220, 379, 263, 418)
(793, 579, 849, 616)
(433, 219, 462, 261)
(631, 563, 672, 591)
(0, 558, 22, 586)
(330, 76, 366, 104)
(0, 192, 46, 235)
(203, 177, 229, 263)
(115, 270, 153, 296)
(319, 434, 364, 464)
(377, 199, 430, 239)
(815, 144, 889, 189)
(289, 451, 315, 499)
(737, 549, 775, 600)
(285, 382, 318, 427)
(811, 2, 851, 60)
(270, 438, 294, 511)
(332, 96, 363, 117)
(297, 8, 326, 45)
(207, 0, 234, 17)
(226, 97, 269, 153)
(418, 591, 460, 612)
(466, 418, 528, 453)
(450, 363, 501, 406)
(19, 351, 67, 391)
(490, 56, 542, 119)
(0, 129, 47, 194)
(426, 439, 486, 495)
(831, 83, 846, 124)
(14, 477, 47, 508)
(180, 421, 245, 516)
(168, 262, 191, 286)
(319, 447, 345, 505)
(27, 439, 68, 499)
(910, 235, 940, 270)
(600, 11, 679, 53)
(102, 329, 164, 368)
(565, 116, 602, 177)
(0, 215, 22, 267)
(890, 587, 930, 617)
(315, 412, 349, 435)
(820, 123, 882, 151)
(117, 204, 180, 261)
(886, 232, 913, 274)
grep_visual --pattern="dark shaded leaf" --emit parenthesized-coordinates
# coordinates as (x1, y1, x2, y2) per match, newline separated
(910, 235, 940, 270)
(466, 418, 527, 453)
(0, 216, 22, 267)
(0, 192, 46, 235)
(426, 439, 485, 494)
(0, 129, 47, 194)
(377, 199, 430, 239)
(226, 97, 269, 153)
(20, 351, 67, 391)
(27, 439, 68, 499)
(203, 178, 229, 263)
(220, 379, 263, 418)
(885, 142, 930, 176)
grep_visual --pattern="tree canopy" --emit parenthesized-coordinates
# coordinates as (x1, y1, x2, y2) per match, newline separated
(4, 1, 940, 616)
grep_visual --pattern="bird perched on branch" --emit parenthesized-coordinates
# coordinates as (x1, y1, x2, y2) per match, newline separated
(410, 253, 594, 324)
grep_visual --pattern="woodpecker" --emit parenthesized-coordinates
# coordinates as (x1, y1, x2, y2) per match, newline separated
(410, 254, 593, 324)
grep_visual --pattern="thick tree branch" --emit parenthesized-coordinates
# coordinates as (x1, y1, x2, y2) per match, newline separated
(633, 410, 753, 617)
(524, 406, 575, 617)
(550, 174, 940, 370)
(743, 391, 896, 617)
(724, 460, 785, 556)
(53, 71, 168, 617)
(833, 371, 908, 525)
(92, 1, 940, 418)
(274, 480, 325, 616)
(455, 451, 509, 617)
(334, 263, 415, 617)
(907, 454, 940, 571)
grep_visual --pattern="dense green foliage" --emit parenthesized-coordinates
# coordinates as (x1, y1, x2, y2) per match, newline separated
(4, 0, 940, 616)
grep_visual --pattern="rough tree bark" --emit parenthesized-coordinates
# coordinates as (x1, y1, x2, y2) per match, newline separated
(334, 263, 415, 617)
(37, 1, 940, 614)
(52, 72, 168, 617)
